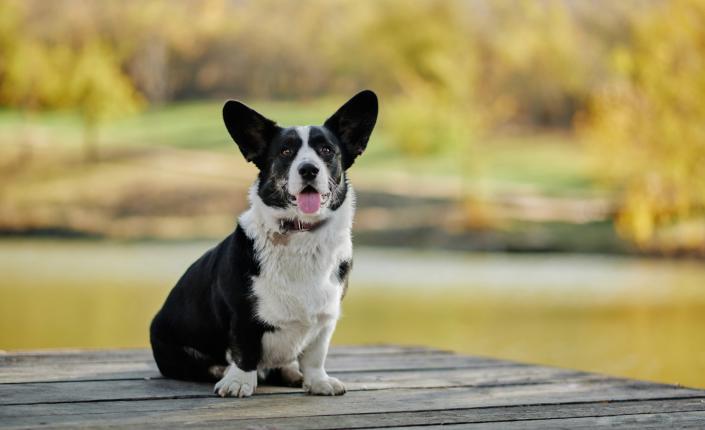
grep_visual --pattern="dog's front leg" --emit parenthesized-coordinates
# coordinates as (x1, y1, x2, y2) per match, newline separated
(214, 324, 261, 398)
(299, 322, 346, 396)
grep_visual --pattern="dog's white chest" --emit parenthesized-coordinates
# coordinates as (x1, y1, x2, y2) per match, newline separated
(251, 232, 348, 368)
(238, 185, 355, 369)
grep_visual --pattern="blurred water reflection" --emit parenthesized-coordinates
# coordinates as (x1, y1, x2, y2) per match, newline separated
(1, 240, 704, 388)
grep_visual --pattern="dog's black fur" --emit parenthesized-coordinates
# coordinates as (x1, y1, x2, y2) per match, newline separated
(150, 227, 271, 381)
(149, 90, 377, 384)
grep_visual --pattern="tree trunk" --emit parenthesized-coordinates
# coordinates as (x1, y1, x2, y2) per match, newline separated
(83, 121, 99, 162)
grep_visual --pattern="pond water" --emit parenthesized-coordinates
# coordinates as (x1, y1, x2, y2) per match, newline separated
(1, 239, 704, 388)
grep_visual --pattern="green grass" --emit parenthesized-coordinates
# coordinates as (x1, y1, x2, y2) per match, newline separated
(356, 131, 594, 196)
(102, 99, 343, 150)
(480, 133, 594, 194)
(0, 100, 595, 196)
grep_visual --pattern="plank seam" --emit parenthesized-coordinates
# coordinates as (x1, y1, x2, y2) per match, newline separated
(0, 379, 691, 409)
(347, 404, 705, 429)
(4, 395, 705, 424)
(1, 377, 613, 406)
(0, 363, 528, 385)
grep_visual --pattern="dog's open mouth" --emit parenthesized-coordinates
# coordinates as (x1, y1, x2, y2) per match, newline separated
(297, 185, 321, 214)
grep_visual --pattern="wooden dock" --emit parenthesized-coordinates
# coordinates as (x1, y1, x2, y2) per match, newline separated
(1, 346, 704, 429)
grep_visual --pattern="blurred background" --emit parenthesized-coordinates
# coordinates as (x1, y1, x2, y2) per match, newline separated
(1, 0, 704, 388)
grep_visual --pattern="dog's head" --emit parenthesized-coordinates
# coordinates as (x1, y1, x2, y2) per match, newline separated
(223, 90, 378, 220)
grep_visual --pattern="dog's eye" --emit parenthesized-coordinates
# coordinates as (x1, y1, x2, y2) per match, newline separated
(280, 148, 293, 157)
(319, 146, 332, 156)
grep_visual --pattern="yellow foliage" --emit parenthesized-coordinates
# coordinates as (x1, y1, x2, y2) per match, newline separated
(0, 1, 143, 121)
(351, 0, 483, 156)
(66, 40, 144, 125)
(580, 0, 705, 250)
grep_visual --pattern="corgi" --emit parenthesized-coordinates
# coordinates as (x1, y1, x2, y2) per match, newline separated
(150, 90, 378, 397)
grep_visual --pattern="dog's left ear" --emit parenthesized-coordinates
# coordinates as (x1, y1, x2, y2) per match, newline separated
(324, 90, 378, 169)
(223, 100, 280, 169)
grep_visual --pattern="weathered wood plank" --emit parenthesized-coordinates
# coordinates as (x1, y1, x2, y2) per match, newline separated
(1, 381, 702, 428)
(0, 351, 515, 384)
(0, 361, 157, 384)
(3, 347, 704, 429)
(0, 366, 601, 405)
(388, 410, 705, 429)
(12, 398, 703, 430)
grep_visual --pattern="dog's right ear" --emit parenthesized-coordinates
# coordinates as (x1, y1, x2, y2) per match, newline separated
(223, 100, 279, 168)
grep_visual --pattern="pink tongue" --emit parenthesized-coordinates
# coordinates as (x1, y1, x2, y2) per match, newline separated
(298, 192, 321, 214)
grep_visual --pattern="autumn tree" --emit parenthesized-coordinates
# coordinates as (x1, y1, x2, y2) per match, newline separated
(580, 0, 705, 252)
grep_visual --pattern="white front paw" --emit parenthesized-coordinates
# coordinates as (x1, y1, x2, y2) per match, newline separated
(304, 375, 346, 396)
(214, 366, 257, 398)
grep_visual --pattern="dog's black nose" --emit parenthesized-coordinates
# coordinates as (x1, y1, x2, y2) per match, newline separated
(298, 163, 319, 180)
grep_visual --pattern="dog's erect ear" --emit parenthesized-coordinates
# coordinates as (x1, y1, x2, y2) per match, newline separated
(324, 90, 378, 169)
(223, 100, 279, 167)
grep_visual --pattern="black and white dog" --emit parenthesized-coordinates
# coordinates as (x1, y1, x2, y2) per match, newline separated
(150, 90, 378, 397)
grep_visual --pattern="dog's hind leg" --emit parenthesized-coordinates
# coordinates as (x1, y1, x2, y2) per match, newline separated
(259, 361, 303, 387)
(279, 361, 304, 387)
(150, 337, 223, 382)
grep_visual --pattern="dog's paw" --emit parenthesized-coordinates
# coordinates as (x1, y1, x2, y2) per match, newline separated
(214, 366, 257, 398)
(280, 363, 304, 387)
(304, 375, 346, 396)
